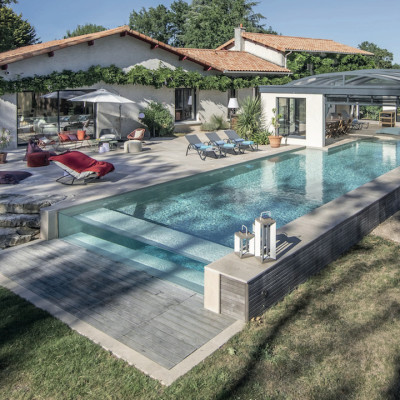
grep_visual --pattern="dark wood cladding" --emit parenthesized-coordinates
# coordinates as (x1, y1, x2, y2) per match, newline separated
(216, 185, 400, 322)
(220, 275, 247, 320)
(246, 189, 400, 320)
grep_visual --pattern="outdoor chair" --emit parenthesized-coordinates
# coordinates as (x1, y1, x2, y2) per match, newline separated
(224, 129, 258, 151)
(49, 151, 115, 185)
(185, 134, 222, 161)
(206, 132, 239, 155)
(127, 128, 145, 141)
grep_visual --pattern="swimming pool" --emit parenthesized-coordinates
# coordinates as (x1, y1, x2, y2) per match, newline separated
(59, 138, 400, 291)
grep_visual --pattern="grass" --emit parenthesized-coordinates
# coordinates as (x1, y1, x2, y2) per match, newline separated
(1, 234, 400, 399)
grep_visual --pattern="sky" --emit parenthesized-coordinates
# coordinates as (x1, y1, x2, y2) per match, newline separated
(12, 0, 400, 64)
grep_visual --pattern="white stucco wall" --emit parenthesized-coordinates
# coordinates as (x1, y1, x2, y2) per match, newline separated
(0, 94, 17, 149)
(198, 90, 228, 124)
(3, 34, 206, 80)
(0, 33, 263, 141)
(242, 41, 285, 67)
(261, 92, 326, 148)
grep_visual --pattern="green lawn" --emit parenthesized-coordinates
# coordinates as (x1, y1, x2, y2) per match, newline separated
(1, 235, 400, 399)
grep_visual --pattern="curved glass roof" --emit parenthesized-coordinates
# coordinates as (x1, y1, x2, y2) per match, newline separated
(285, 69, 400, 88)
(260, 69, 400, 105)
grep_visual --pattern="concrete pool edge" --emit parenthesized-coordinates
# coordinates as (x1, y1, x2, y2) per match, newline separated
(204, 165, 400, 321)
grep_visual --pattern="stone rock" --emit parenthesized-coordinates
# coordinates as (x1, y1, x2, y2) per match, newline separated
(0, 194, 67, 214)
(0, 213, 40, 228)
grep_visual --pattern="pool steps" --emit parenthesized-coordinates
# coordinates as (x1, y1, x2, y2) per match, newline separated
(63, 232, 204, 293)
(74, 208, 232, 264)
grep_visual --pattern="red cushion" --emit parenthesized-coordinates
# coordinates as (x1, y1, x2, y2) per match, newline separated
(59, 133, 70, 142)
(49, 151, 114, 177)
(77, 130, 86, 141)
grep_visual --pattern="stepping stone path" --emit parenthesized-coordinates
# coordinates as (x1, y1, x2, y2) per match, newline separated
(0, 194, 66, 249)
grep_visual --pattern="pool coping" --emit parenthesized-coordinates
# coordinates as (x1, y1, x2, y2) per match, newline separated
(204, 163, 400, 320)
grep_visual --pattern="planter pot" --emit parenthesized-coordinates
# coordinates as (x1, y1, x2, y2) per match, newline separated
(0, 152, 7, 164)
(269, 136, 282, 148)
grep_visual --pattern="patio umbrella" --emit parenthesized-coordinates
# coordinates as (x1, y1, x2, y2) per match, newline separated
(68, 88, 134, 137)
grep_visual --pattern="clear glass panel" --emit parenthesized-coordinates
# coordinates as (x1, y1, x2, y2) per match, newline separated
(17, 90, 94, 145)
(59, 91, 94, 136)
(277, 98, 306, 137)
(17, 92, 58, 145)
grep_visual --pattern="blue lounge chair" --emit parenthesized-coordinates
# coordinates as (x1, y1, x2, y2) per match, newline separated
(205, 132, 240, 155)
(185, 134, 222, 160)
(224, 130, 258, 151)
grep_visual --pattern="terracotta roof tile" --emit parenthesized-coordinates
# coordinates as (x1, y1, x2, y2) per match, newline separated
(217, 33, 373, 56)
(0, 26, 190, 67)
(178, 49, 290, 73)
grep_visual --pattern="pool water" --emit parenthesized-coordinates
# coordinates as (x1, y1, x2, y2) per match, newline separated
(113, 139, 400, 247)
(59, 139, 400, 291)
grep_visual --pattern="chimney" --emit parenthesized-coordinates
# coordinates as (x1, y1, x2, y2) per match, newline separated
(234, 24, 245, 51)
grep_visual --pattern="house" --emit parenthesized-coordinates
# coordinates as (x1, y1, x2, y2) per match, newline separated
(0, 25, 372, 149)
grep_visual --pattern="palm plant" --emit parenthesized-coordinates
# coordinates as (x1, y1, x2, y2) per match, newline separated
(235, 96, 262, 140)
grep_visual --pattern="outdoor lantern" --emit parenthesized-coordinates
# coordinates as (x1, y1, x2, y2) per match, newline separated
(234, 225, 255, 258)
(253, 211, 276, 263)
(227, 97, 239, 114)
(228, 97, 239, 129)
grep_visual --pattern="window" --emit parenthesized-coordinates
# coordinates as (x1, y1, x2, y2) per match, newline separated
(175, 89, 195, 121)
(277, 98, 306, 137)
(17, 90, 94, 145)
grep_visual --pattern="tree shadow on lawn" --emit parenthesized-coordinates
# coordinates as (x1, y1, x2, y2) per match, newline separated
(212, 236, 400, 399)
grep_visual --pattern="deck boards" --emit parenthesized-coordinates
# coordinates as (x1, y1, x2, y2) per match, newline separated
(0, 239, 235, 370)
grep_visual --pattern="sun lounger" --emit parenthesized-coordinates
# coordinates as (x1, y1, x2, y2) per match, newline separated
(49, 151, 115, 185)
(185, 134, 222, 160)
(224, 129, 258, 151)
(205, 132, 239, 155)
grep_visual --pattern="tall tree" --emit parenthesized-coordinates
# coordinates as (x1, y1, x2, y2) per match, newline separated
(129, 0, 273, 48)
(129, 4, 174, 44)
(0, 0, 16, 7)
(0, 6, 38, 52)
(358, 41, 394, 69)
(169, 0, 190, 47)
(64, 24, 107, 38)
(182, 0, 275, 49)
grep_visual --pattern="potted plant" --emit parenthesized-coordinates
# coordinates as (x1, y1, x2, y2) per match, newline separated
(268, 108, 283, 148)
(0, 128, 11, 163)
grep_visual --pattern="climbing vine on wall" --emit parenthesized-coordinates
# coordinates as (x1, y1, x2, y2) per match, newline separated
(0, 53, 373, 95)
(0, 64, 292, 95)
(287, 53, 375, 80)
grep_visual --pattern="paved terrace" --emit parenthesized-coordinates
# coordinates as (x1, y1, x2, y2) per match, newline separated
(1, 125, 398, 384)
(0, 133, 303, 384)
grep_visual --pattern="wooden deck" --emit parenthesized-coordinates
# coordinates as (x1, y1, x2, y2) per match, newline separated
(0, 239, 235, 370)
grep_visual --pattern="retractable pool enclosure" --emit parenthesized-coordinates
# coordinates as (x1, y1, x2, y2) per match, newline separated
(259, 69, 400, 148)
